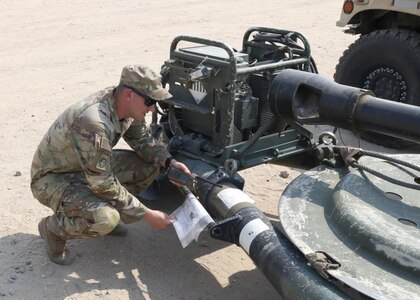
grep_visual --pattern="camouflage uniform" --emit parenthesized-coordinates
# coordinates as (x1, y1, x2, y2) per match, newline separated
(31, 66, 172, 240)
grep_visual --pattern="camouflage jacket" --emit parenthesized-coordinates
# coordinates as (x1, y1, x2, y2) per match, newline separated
(31, 87, 171, 210)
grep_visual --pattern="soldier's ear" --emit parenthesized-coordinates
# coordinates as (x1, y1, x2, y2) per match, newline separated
(125, 88, 134, 101)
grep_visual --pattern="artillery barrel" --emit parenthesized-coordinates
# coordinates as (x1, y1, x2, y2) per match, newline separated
(269, 69, 420, 144)
(180, 157, 349, 299)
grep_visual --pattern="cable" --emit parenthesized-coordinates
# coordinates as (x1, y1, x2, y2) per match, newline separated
(351, 160, 420, 190)
(359, 149, 420, 172)
(334, 145, 420, 190)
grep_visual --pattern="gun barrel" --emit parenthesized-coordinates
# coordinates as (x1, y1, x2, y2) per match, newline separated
(269, 69, 420, 144)
(177, 157, 347, 298)
(203, 184, 347, 299)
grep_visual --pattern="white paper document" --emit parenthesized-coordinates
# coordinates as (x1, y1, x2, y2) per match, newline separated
(172, 193, 214, 248)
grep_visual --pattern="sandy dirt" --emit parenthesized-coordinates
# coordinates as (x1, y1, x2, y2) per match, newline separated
(0, 1, 417, 299)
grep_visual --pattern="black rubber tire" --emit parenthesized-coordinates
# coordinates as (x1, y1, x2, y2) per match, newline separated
(334, 29, 420, 148)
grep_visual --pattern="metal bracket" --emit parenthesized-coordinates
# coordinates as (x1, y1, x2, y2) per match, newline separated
(209, 215, 243, 245)
(305, 251, 341, 279)
(286, 119, 314, 142)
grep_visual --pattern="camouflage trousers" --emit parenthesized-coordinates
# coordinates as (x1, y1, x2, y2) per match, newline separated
(31, 150, 160, 239)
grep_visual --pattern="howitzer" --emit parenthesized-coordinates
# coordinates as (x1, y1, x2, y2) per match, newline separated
(152, 27, 420, 299)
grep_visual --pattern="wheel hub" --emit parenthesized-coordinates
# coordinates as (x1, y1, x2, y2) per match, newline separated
(363, 67, 407, 103)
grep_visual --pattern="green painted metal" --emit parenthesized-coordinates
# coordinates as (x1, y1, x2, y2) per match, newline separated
(160, 27, 315, 170)
(156, 27, 420, 298)
(279, 154, 420, 299)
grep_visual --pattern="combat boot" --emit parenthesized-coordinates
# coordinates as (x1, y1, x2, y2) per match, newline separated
(38, 217, 75, 265)
(108, 221, 128, 237)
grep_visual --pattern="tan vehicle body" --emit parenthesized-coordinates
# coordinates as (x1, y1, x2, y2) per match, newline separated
(337, 0, 420, 28)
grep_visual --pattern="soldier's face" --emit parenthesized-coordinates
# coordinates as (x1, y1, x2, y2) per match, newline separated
(129, 91, 156, 121)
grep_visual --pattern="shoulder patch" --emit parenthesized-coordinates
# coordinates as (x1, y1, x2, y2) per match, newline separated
(95, 154, 110, 171)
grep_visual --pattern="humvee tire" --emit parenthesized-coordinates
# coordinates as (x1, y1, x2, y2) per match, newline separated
(334, 29, 420, 148)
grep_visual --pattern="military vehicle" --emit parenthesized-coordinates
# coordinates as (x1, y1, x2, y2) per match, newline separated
(334, 0, 420, 148)
(153, 27, 419, 299)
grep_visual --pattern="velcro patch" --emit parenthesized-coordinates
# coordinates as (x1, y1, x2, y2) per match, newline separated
(95, 134, 112, 153)
(100, 136, 112, 153)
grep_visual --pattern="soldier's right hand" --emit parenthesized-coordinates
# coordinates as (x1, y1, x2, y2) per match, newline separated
(143, 209, 174, 229)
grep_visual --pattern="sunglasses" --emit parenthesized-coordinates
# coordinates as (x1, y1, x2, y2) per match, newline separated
(140, 94, 158, 107)
(125, 85, 158, 107)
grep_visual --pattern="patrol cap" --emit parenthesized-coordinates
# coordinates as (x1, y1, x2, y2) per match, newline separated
(119, 64, 171, 101)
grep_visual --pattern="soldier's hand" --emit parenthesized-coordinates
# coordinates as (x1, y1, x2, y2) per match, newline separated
(168, 159, 191, 186)
(143, 209, 174, 229)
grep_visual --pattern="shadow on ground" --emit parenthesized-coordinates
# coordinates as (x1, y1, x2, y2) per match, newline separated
(0, 188, 279, 299)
